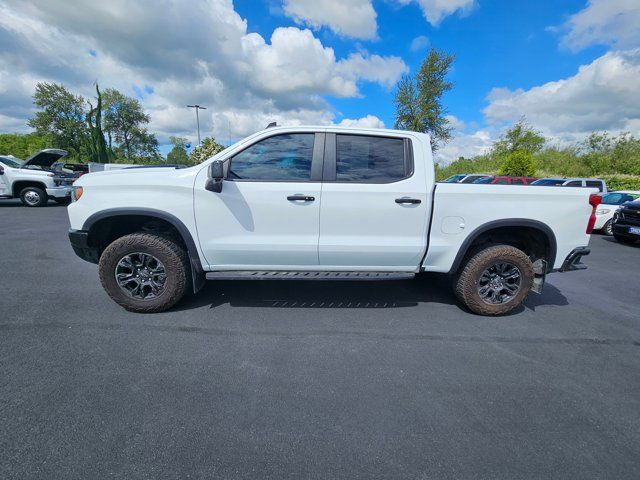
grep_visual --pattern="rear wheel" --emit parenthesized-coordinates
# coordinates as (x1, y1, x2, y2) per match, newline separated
(454, 245, 534, 316)
(613, 233, 638, 244)
(98, 233, 190, 313)
(20, 186, 48, 207)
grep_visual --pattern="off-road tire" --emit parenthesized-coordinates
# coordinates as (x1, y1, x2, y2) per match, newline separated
(20, 186, 48, 207)
(454, 245, 534, 316)
(613, 233, 638, 244)
(602, 220, 613, 236)
(99, 233, 190, 313)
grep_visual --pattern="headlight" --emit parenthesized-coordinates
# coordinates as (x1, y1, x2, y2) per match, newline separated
(71, 186, 83, 202)
(596, 209, 610, 215)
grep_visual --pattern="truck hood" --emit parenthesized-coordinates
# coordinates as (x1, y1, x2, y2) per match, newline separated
(22, 149, 68, 169)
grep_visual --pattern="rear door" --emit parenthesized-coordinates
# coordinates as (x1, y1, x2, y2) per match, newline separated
(318, 133, 431, 270)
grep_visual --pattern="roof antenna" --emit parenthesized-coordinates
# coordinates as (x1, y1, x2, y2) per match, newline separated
(266, 122, 277, 128)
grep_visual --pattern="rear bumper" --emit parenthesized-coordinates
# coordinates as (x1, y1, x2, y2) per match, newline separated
(46, 186, 72, 198)
(68, 229, 100, 264)
(558, 246, 590, 272)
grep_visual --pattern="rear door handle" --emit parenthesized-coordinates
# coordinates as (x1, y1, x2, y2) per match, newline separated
(287, 195, 315, 202)
(395, 197, 421, 204)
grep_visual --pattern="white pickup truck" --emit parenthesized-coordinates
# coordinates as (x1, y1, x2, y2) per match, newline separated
(0, 149, 74, 206)
(68, 126, 596, 315)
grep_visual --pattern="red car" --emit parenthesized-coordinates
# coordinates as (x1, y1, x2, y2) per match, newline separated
(473, 176, 538, 185)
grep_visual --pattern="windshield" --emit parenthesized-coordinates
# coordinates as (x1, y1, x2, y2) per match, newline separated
(443, 174, 466, 183)
(0, 156, 24, 168)
(601, 193, 640, 205)
(532, 179, 564, 186)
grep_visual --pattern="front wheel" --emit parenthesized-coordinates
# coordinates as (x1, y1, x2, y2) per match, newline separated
(20, 186, 48, 207)
(602, 220, 613, 236)
(454, 245, 534, 316)
(98, 233, 190, 313)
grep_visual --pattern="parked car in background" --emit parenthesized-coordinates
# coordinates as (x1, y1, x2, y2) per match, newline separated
(473, 176, 538, 185)
(442, 174, 491, 184)
(53, 162, 89, 177)
(531, 178, 607, 192)
(594, 191, 640, 235)
(0, 149, 74, 206)
(612, 200, 640, 244)
(69, 125, 595, 316)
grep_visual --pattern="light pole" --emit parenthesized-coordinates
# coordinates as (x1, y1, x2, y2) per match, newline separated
(187, 104, 207, 145)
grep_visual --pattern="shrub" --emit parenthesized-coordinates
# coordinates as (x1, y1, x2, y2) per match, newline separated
(498, 150, 536, 177)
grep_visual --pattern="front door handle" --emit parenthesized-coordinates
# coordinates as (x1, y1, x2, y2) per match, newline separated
(287, 195, 315, 202)
(395, 197, 421, 204)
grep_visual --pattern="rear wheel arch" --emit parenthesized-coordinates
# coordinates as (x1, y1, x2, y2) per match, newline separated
(449, 219, 557, 275)
(83, 208, 205, 292)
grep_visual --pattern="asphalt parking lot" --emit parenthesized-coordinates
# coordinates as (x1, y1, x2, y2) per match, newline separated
(1, 200, 639, 479)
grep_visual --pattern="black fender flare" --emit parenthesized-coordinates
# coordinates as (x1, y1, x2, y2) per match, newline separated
(83, 208, 205, 293)
(448, 218, 557, 275)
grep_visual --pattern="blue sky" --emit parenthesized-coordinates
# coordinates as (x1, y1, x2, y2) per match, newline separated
(0, 0, 639, 162)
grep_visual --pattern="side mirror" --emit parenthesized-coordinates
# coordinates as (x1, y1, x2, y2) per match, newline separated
(205, 160, 224, 193)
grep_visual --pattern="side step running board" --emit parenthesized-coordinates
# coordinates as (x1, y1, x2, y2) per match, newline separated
(205, 271, 416, 281)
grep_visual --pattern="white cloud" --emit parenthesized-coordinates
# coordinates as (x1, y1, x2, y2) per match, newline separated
(410, 35, 430, 52)
(434, 115, 494, 164)
(559, 0, 640, 51)
(0, 0, 405, 144)
(483, 49, 640, 142)
(282, 0, 378, 40)
(337, 115, 385, 128)
(395, 0, 475, 26)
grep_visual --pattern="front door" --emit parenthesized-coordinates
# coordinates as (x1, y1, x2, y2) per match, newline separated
(194, 132, 324, 269)
(318, 133, 431, 270)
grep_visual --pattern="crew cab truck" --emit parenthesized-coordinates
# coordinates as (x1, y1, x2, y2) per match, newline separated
(0, 149, 74, 206)
(67, 126, 595, 315)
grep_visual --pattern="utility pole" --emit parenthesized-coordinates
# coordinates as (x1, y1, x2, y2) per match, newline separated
(186, 104, 207, 145)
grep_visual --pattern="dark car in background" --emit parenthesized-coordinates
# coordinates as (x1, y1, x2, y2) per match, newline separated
(442, 173, 491, 184)
(612, 200, 640, 244)
(473, 175, 538, 185)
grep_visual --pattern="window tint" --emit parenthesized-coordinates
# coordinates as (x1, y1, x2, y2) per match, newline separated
(336, 135, 407, 183)
(533, 179, 564, 186)
(473, 177, 493, 184)
(586, 180, 603, 191)
(511, 178, 525, 185)
(565, 180, 582, 187)
(229, 134, 314, 181)
(494, 178, 509, 184)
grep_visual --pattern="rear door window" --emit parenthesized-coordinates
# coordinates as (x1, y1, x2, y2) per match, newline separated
(586, 180, 604, 191)
(335, 135, 409, 183)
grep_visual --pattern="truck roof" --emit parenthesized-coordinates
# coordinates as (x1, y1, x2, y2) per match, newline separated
(260, 124, 431, 141)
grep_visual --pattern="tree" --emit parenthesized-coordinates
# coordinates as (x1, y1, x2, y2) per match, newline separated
(394, 48, 455, 151)
(498, 150, 537, 177)
(86, 84, 111, 163)
(189, 137, 225, 165)
(494, 119, 545, 156)
(0, 133, 49, 159)
(102, 88, 153, 160)
(167, 136, 189, 164)
(28, 82, 88, 157)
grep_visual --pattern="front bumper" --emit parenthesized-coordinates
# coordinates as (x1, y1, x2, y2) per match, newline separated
(46, 186, 73, 198)
(558, 246, 590, 272)
(68, 229, 100, 263)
